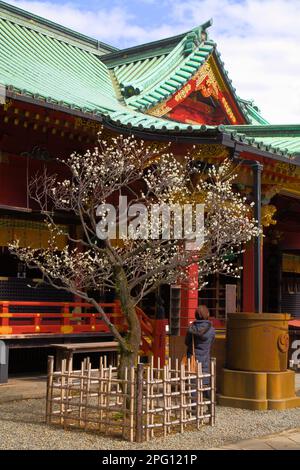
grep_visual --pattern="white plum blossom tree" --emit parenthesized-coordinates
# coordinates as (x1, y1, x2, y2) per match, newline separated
(10, 132, 260, 377)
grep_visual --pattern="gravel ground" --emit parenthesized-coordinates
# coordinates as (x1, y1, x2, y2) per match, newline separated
(0, 399, 300, 450)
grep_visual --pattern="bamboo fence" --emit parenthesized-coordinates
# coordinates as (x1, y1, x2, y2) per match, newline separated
(46, 355, 216, 442)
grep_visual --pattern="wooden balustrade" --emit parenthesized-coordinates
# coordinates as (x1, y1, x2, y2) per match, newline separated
(0, 300, 165, 360)
(0, 300, 125, 335)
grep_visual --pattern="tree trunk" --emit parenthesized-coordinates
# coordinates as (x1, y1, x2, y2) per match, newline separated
(115, 267, 142, 382)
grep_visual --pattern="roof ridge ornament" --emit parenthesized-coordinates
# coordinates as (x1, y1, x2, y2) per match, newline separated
(120, 83, 142, 98)
(183, 31, 200, 57)
(199, 19, 213, 31)
(183, 19, 213, 57)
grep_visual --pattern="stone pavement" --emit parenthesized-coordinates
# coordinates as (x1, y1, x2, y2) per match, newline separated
(0, 375, 46, 403)
(217, 429, 300, 450)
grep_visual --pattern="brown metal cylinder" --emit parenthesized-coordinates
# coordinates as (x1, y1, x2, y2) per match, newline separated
(226, 313, 290, 372)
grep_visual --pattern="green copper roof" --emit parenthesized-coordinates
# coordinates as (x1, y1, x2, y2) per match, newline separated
(237, 98, 269, 125)
(0, 0, 297, 163)
(0, 0, 116, 55)
(115, 39, 215, 111)
(104, 29, 250, 123)
(224, 125, 300, 156)
(102, 26, 256, 125)
(104, 112, 300, 159)
(0, 7, 124, 115)
(103, 23, 218, 112)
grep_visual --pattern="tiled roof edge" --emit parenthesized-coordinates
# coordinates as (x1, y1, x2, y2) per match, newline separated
(6, 88, 299, 161)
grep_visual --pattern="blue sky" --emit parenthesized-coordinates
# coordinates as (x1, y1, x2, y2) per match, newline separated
(5, 0, 300, 124)
(54, 0, 174, 31)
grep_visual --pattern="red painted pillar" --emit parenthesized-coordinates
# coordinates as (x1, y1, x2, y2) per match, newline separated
(180, 263, 198, 336)
(243, 240, 263, 312)
(152, 319, 169, 367)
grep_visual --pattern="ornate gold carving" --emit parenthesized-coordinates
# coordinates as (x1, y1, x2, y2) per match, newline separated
(204, 78, 218, 99)
(2, 99, 12, 111)
(199, 82, 213, 98)
(174, 84, 192, 102)
(147, 54, 238, 122)
(261, 204, 277, 227)
(191, 144, 230, 161)
(147, 102, 172, 117)
(208, 56, 228, 93)
(194, 60, 219, 99)
(221, 97, 237, 124)
(274, 161, 298, 177)
(262, 163, 300, 197)
(194, 62, 210, 88)
(74, 117, 102, 132)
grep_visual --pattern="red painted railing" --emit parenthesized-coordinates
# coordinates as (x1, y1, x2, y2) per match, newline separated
(0, 300, 124, 335)
(0, 300, 159, 356)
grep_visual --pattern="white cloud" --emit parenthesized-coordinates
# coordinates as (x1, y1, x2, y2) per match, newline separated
(6, 0, 300, 123)
(7, 1, 176, 46)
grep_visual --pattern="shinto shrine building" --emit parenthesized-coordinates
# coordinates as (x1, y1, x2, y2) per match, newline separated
(0, 0, 300, 379)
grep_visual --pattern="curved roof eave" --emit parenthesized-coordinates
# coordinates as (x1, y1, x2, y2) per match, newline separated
(7, 87, 300, 166)
(105, 23, 249, 124)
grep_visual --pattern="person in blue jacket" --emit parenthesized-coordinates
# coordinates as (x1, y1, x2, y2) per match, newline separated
(185, 305, 215, 393)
